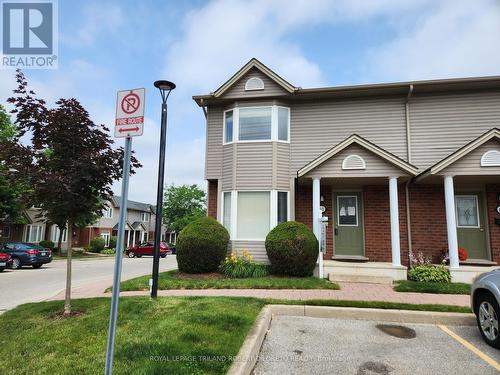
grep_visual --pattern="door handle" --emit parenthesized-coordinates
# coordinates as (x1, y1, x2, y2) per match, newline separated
(334, 228, 338, 236)
(479, 228, 484, 232)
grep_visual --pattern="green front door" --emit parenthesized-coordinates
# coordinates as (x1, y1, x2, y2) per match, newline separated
(455, 193, 489, 260)
(333, 192, 364, 256)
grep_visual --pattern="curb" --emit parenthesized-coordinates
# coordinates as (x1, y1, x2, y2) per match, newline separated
(227, 304, 476, 375)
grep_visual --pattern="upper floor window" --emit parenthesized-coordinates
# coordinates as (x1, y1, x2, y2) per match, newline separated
(103, 206, 113, 218)
(141, 212, 150, 222)
(223, 106, 290, 144)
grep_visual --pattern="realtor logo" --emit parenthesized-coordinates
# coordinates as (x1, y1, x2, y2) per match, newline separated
(1, 0, 58, 69)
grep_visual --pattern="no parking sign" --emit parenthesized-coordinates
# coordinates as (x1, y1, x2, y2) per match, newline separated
(115, 88, 145, 138)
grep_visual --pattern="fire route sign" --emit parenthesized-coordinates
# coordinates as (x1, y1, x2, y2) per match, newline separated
(115, 88, 145, 138)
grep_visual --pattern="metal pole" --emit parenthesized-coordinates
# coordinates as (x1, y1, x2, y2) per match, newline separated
(151, 102, 168, 298)
(104, 137, 132, 375)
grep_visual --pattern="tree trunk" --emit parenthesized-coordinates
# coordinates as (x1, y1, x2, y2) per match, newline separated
(57, 225, 64, 254)
(63, 220, 73, 315)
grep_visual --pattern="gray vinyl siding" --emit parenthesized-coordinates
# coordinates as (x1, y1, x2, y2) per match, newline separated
(220, 68, 288, 99)
(229, 240, 268, 263)
(205, 106, 224, 179)
(276, 143, 291, 189)
(304, 144, 408, 178)
(440, 140, 500, 175)
(290, 97, 408, 173)
(236, 143, 273, 189)
(221, 144, 233, 190)
(410, 91, 500, 169)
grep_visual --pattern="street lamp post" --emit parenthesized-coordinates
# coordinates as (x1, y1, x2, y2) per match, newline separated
(151, 80, 176, 299)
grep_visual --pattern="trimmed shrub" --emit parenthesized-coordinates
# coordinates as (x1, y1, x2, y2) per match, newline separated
(101, 248, 115, 255)
(219, 250, 270, 278)
(176, 216, 229, 273)
(408, 265, 451, 283)
(39, 240, 55, 249)
(89, 237, 106, 253)
(109, 236, 117, 249)
(265, 221, 318, 277)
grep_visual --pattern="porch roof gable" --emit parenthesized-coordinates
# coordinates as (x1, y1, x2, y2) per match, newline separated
(417, 127, 500, 179)
(297, 134, 419, 177)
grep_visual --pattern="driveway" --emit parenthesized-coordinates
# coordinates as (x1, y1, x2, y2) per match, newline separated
(253, 316, 499, 374)
(0, 255, 177, 313)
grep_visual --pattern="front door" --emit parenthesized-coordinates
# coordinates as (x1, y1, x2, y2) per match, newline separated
(333, 192, 364, 256)
(455, 193, 489, 260)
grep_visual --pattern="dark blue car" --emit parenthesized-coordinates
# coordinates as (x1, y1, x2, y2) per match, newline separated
(1, 242, 52, 269)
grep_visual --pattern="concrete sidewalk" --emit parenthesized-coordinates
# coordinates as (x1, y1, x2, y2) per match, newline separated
(49, 280, 470, 307)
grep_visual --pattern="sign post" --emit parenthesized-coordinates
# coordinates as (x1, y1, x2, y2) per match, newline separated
(105, 88, 145, 375)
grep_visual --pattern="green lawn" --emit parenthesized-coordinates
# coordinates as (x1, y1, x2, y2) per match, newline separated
(52, 251, 115, 260)
(118, 269, 340, 291)
(0, 297, 265, 375)
(394, 280, 471, 295)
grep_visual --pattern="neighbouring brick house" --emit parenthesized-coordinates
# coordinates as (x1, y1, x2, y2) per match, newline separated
(0, 196, 174, 250)
(194, 58, 500, 283)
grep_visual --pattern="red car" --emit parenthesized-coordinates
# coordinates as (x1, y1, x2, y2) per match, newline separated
(126, 242, 169, 258)
(0, 252, 13, 272)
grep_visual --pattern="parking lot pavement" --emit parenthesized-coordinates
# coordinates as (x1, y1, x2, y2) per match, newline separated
(253, 316, 500, 375)
(0, 255, 177, 313)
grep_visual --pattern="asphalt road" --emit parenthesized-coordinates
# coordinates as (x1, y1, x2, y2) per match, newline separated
(253, 316, 499, 374)
(0, 255, 177, 313)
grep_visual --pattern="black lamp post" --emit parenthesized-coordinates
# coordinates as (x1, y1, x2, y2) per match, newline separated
(151, 80, 175, 298)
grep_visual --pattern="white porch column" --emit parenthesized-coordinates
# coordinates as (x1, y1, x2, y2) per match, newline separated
(312, 177, 323, 278)
(444, 175, 459, 268)
(389, 176, 401, 267)
(132, 230, 136, 247)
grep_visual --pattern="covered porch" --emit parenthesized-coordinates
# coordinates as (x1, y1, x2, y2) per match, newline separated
(296, 134, 418, 282)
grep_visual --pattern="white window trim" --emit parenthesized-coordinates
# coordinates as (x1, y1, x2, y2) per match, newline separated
(220, 190, 290, 241)
(141, 212, 150, 222)
(103, 206, 113, 218)
(25, 224, 44, 243)
(222, 106, 290, 145)
(51, 224, 68, 243)
(342, 154, 366, 170)
(100, 232, 111, 247)
(455, 195, 481, 228)
(337, 195, 359, 227)
(244, 77, 265, 91)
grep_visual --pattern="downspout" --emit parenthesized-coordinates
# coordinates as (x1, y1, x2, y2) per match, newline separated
(405, 85, 414, 262)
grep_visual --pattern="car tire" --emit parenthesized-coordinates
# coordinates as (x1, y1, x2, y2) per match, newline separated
(476, 292, 500, 349)
(32, 264, 43, 269)
(11, 257, 21, 270)
(160, 254, 166, 258)
(136, 255, 142, 258)
(128, 251, 135, 258)
(0, 267, 4, 272)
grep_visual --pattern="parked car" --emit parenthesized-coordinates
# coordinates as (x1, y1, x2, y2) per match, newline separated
(168, 243, 176, 254)
(471, 269, 500, 349)
(126, 242, 169, 258)
(0, 251, 13, 272)
(0, 242, 52, 269)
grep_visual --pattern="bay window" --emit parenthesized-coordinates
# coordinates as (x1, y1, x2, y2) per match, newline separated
(51, 224, 67, 243)
(223, 106, 290, 143)
(221, 190, 289, 240)
(26, 224, 43, 243)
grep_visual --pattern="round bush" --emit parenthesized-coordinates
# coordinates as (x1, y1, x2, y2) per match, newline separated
(265, 221, 319, 277)
(89, 237, 105, 253)
(176, 216, 230, 273)
(408, 265, 451, 283)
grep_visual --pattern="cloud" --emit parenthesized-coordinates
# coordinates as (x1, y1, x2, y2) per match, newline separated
(366, 0, 500, 81)
(61, 2, 124, 46)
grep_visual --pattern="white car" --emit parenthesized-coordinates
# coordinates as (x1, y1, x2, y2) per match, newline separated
(471, 269, 500, 349)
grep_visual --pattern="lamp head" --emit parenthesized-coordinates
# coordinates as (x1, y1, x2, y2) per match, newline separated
(154, 80, 176, 91)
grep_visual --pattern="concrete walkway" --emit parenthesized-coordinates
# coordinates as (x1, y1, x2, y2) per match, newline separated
(49, 280, 470, 307)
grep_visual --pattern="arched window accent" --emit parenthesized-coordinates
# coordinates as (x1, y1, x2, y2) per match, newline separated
(480, 150, 500, 167)
(244, 77, 265, 91)
(342, 154, 366, 170)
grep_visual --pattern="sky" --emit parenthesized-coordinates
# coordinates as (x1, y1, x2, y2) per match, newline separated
(1, 0, 500, 204)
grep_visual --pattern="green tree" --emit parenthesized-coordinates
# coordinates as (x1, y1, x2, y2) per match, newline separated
(163, 184, 207, 233)
(0, 104, 31, 221)
(8, 70, 141, 314)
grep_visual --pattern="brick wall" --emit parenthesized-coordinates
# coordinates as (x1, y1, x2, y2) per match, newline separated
(486, 184, 500, 263)
(207, 179, 218, 219)
(363, 185, 409, 263)
(409, 184, 448, 263)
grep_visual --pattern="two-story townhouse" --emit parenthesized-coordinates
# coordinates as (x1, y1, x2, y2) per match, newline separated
(0, 196, 171, 250)
(194, 58, 500, 283)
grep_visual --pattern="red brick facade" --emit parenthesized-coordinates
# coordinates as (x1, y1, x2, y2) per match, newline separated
(295, 182, 500, 265)
(207, 179, 218, 219)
